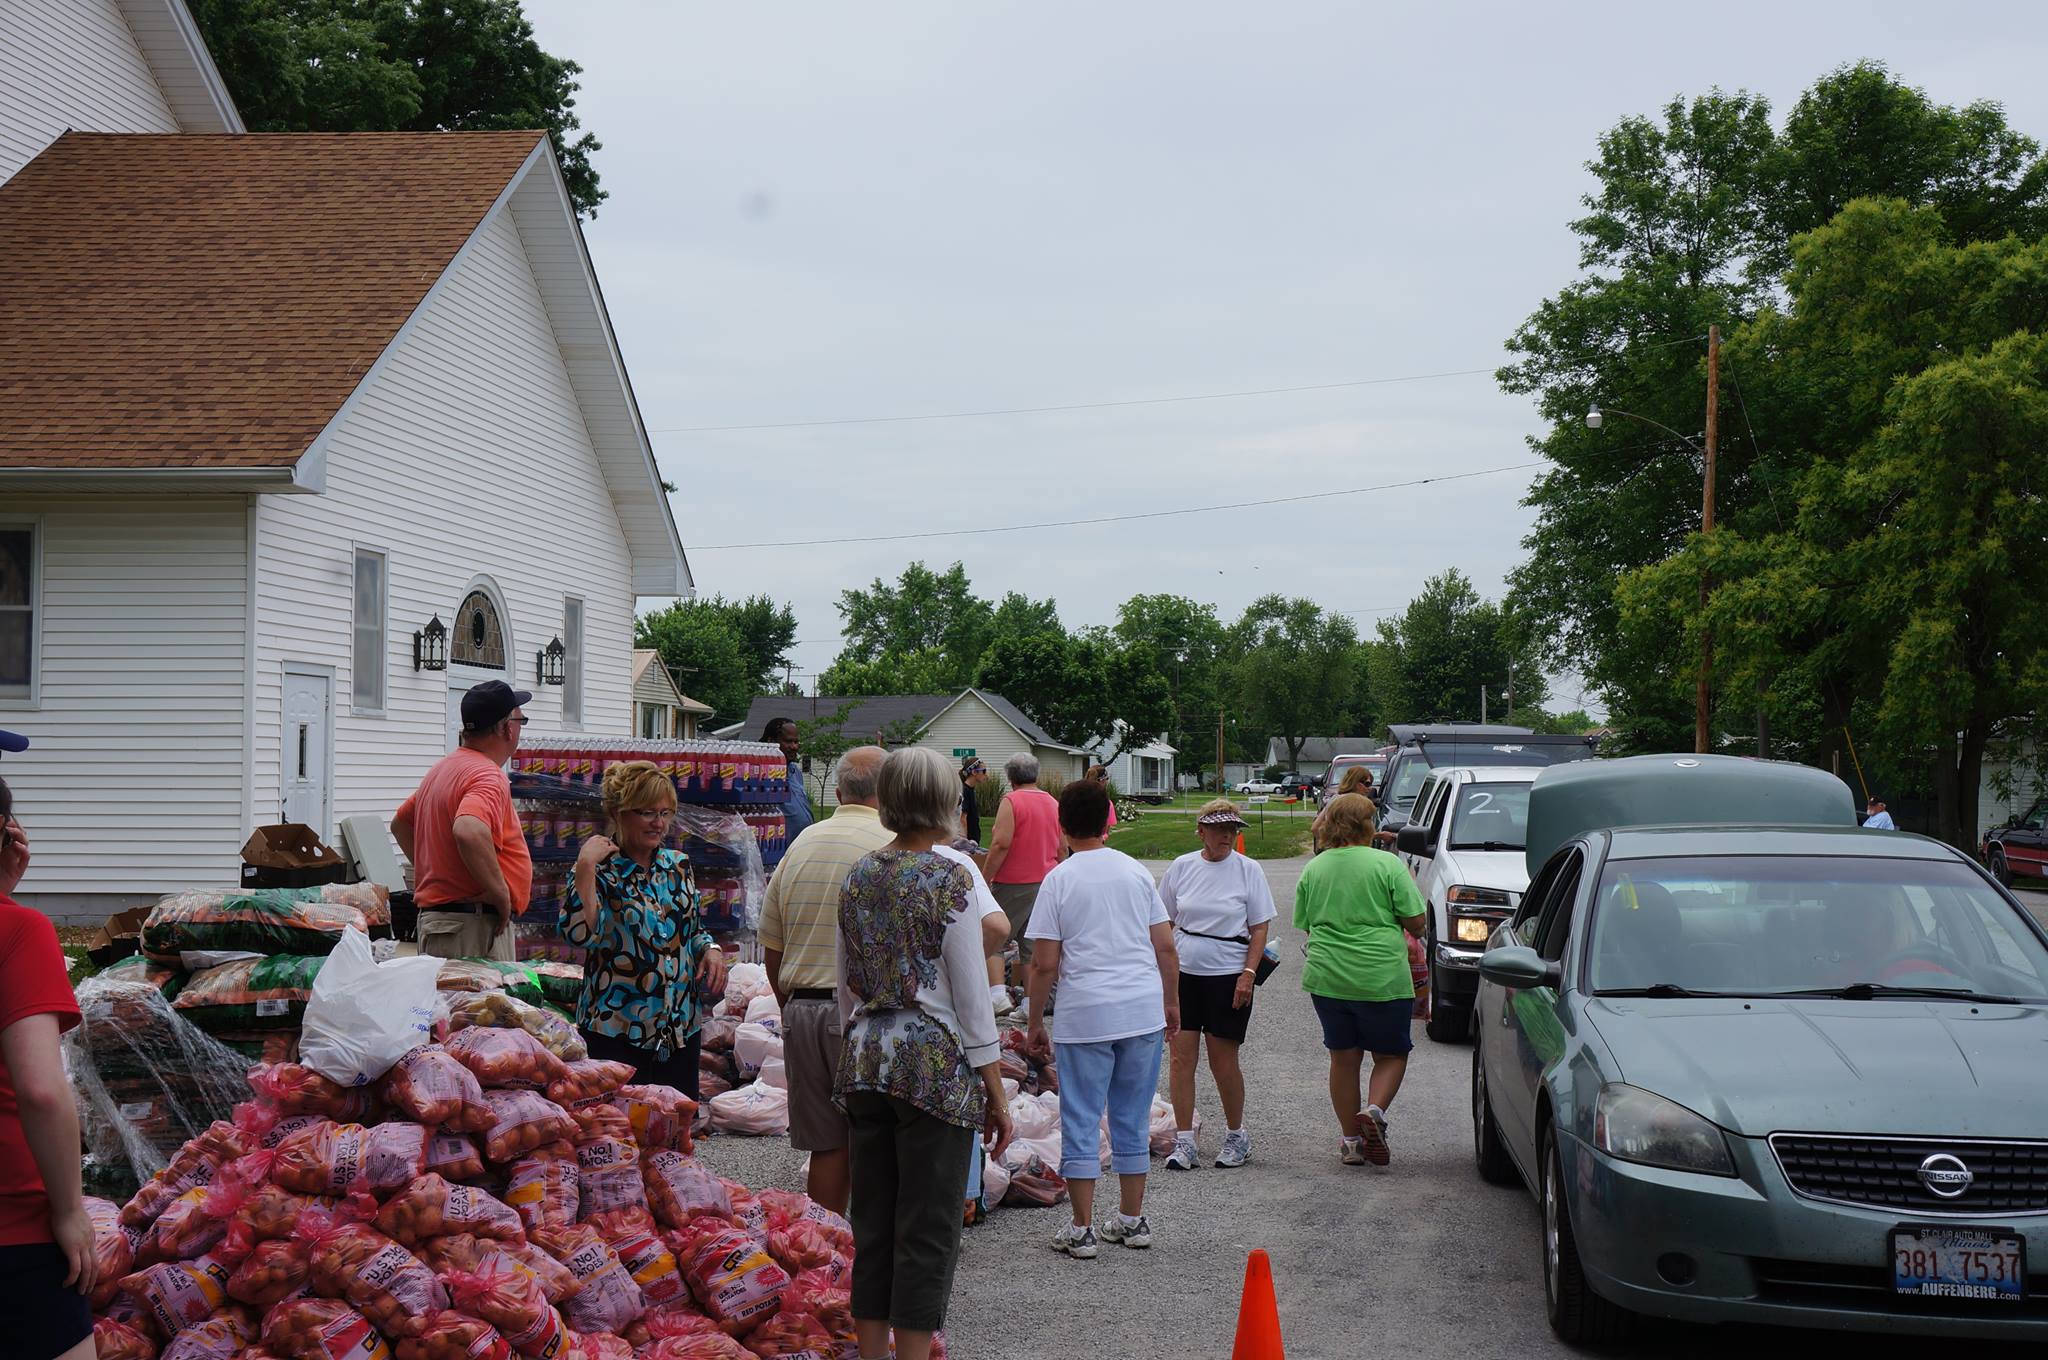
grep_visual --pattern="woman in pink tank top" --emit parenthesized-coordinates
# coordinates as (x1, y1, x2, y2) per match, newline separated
(982, 754, 1065, 1023)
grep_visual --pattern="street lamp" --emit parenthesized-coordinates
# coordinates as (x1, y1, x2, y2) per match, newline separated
(1586, 325, 1721, 755)
(413, 615, 448, 672)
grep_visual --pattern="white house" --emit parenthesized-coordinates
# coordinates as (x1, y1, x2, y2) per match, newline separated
(0, 3, 690, 919)
(723, 690, 1090, 807)
(1087, 721, 1175, 800)
(632, 650, 711, 740)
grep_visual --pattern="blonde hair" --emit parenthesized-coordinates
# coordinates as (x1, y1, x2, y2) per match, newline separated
(1318, 792, 1379, 848)
(1336, 766, 1374, 797)
(1196, 797, 1242, 823)
(601, 760, 677, 837)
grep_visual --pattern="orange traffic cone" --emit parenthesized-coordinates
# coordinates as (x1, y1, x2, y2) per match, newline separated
(1230, 1248, 1285, 1359)
(1236, 832, 1246, 854)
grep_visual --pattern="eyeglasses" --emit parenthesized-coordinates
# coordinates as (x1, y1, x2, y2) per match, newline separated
(626, 807, 676, 821)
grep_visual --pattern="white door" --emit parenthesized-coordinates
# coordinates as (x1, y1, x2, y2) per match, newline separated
(282, 667, 333, 835)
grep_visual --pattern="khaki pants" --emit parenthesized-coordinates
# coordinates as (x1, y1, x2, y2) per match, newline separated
(417, 908, 516, 961)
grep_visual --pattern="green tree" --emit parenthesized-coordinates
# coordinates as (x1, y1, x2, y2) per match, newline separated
(817, 648, 960, 698)
(1113, 594, 1227, 783)
(634, 603, 749, 724)
(1500, 62, 2048, 747)
(1622, 203, 2048, 847)
(191, 0, 606, 216)
(712, 594, 799, 698)
(1224, 597, 1360, 771)
(974, 629, 1172, 759)
(1374, 570, 1547, 724)
(829, 562, 992, 694)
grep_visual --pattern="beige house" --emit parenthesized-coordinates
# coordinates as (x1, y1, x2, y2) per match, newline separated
(723, 688, 1090, 806)
(632, 650, 711, 739)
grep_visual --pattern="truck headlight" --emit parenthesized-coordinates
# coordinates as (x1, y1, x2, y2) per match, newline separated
(1594, 1085, 1736, 1176)
(1447, 885, 1513, 907)
(1453, 916, 1493, 943)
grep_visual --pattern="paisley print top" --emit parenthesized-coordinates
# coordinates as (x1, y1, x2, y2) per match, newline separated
(833, 848, 1002, 1129)
(561, 848, 712, 1059)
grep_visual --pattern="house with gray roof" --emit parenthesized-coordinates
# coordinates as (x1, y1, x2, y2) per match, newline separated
(720, 688, 1090, 806)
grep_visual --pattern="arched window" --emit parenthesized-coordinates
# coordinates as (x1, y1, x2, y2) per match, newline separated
(451, 589, 506, 670)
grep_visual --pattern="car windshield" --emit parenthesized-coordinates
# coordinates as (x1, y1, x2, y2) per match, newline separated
(1588, 855, 2048, 1001)
(1447, 783, 1531, 850)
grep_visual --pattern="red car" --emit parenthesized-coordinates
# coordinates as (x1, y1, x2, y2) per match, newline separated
(1983, 796, 2047, 885)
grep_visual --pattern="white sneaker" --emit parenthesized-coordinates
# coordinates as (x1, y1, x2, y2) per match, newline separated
(1340, 1136, 1367, 1166)
(1359, 1105, 1391, 1167)
(1164, 1135, 1199, 1171)
(1215, 1129, 1251, 1168)
(1053, 1223, 1098, 1259)
(1099, 1215, 1152, 1249)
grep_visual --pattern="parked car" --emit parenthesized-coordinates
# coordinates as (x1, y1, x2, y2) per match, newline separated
(1983, 796, 2047, 885)
(1474, 754, 2048, 1344)
(1392, 765, 1541, 1041)
(1235, 777, 1282, 795)
(1375, 724, 1595, 836)
(1316, 752, 1388, 806)
(1277, 772, 1313, 799)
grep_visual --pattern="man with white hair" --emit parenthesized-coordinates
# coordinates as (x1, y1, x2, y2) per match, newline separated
(982, 752, 1063, 1020)
(760, 745, 892, 1214)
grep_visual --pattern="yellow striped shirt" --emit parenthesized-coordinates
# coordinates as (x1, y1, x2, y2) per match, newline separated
(758, 804, 896, 991)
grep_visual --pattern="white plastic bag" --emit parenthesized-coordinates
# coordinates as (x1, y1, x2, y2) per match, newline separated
(981, 1155, 1010, 1207)
(755, 1057, 787, 1090)
(743, 993, 781, 1026)
(722, 962, 771, 1013)
(1009, 1092, 1058, 1142)
(733, 1021, 783, 1077)
(298, 927, 440, 1086)
(707, 1081, 788, 1136)
(1148, 1095, 1200, 1156)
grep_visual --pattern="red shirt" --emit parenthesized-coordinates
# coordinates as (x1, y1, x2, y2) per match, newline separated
(994, 787, 1063, 884)
(396, 747, 533, 911)
(0, 893, 81, 1245)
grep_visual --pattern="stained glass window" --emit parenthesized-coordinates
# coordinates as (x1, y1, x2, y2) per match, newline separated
(451, 590, 505, 670)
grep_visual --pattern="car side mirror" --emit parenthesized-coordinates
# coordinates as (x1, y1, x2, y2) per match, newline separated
(1396, 824, 1434, 858)
(1479, 945, 1562, 990)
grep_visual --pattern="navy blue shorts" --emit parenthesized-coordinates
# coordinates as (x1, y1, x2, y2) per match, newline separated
(1311, 994, 1415, 1055)
(0, 1241, 92, 1360)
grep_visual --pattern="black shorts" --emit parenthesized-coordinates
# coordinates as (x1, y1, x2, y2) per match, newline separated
(1310, 994, 1415, 1055)
(1178, 971, 1254, 1043)
(0, 1241, 92, 1360)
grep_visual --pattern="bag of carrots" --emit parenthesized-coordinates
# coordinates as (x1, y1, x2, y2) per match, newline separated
(272, 1119, 430, 1197)
(249, 1063, 381, 1122)
(573, 1136, 645, 1219)
(477, 1090, 576, 1165)
(297, 1197, 449, 1340)
(443, 1026, 566, 1091)
(392, 1313, 512, 1360)
(374, 1173, 525, 1247)
(380, 1045, 493, 1131)
(441, 1260, 571, 1359)
(640, 1152, 730, 1231)
(545, 1060, 635, 1108)
(530, 1222, 647, 1335)
(260, 1297, 395, 1360)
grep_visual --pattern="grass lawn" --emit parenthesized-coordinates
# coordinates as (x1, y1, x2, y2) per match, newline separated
(1108, 812, 1309, 860)
(1146, 790, 1314, 812)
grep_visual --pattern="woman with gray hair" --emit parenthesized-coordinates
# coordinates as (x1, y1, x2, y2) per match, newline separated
(982, 751, 1061, 1020)
(835, 745, 1013, 1360)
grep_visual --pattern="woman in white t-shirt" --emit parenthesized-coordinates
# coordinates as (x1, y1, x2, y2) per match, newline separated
(1024, 778, 1180, 1260)
(1157, 801, 1276, 1170)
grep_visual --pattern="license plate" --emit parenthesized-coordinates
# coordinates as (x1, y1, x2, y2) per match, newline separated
(1891, 1225, 2025, 1301)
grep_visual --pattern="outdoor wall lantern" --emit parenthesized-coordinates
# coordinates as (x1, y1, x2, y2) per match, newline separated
(413, 615, 448, 671)
(536, 636, 567, 686)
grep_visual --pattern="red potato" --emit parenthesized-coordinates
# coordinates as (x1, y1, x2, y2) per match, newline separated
(122, 1122, 249, 1229)
(85, 1194, 141, 1310)
(633, 1334, 749, 1360)
(119, 1254, 236, 1338)
(380, 1045, 493, 1131)
(611, 1086, 695, 1155)
(226, 1235, 312, 1308)
(154, 1305, 256, 1360)
(546, 1060, 635, 1107)
(374, 1174, 525, 1247)
(502, 1152, 579, 1231)
(572, 1136, 645, 1219)
(297, 1201, 448, 1341)
(259, 1297, 394, 1360)
(743, 1309, 835, 1358)
(419, 1233, 581, 1308)
(673, 1222, 789, 1336)
(640, 1152, 730, 1231)
(249, 1063, 381, 1122)
(567, 1101, 635, 1144)
(93, 1318, 158, 1360)
(561, 1334, 636, 1360)
(529, 1223, 646, 1335)
(477, 1090, 577, 1165)
(391, 1312, 511, 1360)
(584, 1207, 686, 1312)
(441, 1261, 570, 1359)
(271, 1120, 429, 1198)
(443, 1026, 566, 1091)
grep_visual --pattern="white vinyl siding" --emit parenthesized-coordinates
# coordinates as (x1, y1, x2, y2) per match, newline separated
(0, 0, 177, 184)
(252, 207, 638, 833)
(0, 495, 249, 897)
(561, 596, 583, 726)
(351, 547, 386, 713)
(0, 520, 40, 699)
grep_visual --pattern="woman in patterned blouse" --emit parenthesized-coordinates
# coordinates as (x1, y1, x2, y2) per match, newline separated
(563, 760, 727, 1097)
(836, 746, 1013, 1360)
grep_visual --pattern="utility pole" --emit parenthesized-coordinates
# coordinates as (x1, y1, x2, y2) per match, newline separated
(1696, 323, 1720, 756)
(1506, 655, 1514, 720)
(1479, 686, 1488, 723)
(1216, 709, 1225, 795)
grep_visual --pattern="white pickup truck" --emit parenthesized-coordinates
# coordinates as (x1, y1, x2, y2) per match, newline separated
(1393, 765, 1541, 1042)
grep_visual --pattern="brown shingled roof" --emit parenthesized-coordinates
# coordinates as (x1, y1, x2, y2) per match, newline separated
(0, 131, 544, 470)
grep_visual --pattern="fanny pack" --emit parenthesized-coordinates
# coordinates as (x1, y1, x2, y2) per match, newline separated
(1178, 927, 1281, 986)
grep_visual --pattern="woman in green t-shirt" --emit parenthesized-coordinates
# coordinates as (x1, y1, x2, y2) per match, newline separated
(1291, 793, 1426, 1168)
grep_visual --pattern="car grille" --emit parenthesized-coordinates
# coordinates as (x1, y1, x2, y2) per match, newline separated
(1770, 1134, 2048, 1214)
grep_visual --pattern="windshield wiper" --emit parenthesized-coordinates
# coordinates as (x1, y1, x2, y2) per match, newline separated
(1598, 983, 1734, 998)
(1449, 840, 1525, 852)
(1778, 982, 2022, 1004)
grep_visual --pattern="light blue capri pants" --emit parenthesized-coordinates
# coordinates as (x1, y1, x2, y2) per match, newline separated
(1054, 1030, 1165, 1180)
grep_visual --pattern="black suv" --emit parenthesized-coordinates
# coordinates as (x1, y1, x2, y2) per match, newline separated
(1375, 724, 1598, 836)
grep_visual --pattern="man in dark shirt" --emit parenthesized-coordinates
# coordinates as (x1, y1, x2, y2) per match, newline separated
(959, 757, 988, 847)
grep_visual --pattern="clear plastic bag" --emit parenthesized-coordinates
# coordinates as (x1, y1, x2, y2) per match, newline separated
(67, 976, 253, 1194)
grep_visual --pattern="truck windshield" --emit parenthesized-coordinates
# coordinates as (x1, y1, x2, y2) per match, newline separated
(1447, 783, 1531, 849)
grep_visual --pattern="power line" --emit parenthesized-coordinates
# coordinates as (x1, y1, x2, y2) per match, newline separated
(692, 461, 1546, 551)
(652, 335, 1707, 435)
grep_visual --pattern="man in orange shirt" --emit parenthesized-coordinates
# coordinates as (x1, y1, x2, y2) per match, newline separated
(392, 680, 534, 961)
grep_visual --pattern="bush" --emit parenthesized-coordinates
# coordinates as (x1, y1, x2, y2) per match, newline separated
(974, 774, 1008, 818)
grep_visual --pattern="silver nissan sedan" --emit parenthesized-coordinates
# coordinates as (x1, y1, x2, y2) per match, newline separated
(1474, 755, 2048, 1344)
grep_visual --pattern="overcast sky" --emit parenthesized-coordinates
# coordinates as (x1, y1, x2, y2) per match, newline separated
(523, 0, 2048, 713)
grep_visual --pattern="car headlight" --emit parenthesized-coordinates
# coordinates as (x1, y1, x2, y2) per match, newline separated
(1594, 1085, 1736, 1176)
(1452, 915, 1493, 943)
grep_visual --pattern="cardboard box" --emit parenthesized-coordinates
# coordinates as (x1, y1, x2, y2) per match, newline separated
(240, 823, 348, 889)
(86, 906, 152, 968)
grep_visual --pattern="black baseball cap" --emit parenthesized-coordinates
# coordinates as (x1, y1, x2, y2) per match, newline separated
(0, 728, 26, 756)
(461, 680, 532, 733)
